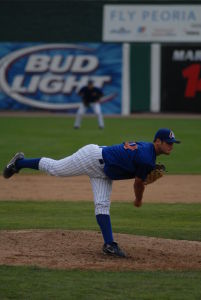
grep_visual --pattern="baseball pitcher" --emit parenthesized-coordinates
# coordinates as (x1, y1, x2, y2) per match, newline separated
(3, 128, 180, 258)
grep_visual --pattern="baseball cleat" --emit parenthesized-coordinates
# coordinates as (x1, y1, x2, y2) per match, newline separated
(3, 152, 24, 179)
(103, 242, 126, 258)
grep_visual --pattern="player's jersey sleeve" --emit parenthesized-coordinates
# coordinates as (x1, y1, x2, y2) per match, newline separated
(92, 88, 103, 101)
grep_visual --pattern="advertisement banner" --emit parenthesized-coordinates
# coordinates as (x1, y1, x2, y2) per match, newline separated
(161, 45, 201, 112)
(103, 5, 201, 42)
(0, 43, 122, 114)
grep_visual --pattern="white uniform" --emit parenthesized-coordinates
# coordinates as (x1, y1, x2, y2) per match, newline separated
(74, 102, 104, 128)
(39, 144, 112, 215)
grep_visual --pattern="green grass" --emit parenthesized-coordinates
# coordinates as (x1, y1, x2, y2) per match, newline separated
(0, 116, 201, 173)
(0, 266, 201, 300)
(0, 115, 201, 299)
(0, 201, 200, 241)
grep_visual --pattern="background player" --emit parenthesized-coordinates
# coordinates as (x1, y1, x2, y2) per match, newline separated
(74, 80, 104, 129)
(3, 128, 180, 258)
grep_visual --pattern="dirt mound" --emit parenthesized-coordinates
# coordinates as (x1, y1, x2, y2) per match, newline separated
(0, 230, 201, 271)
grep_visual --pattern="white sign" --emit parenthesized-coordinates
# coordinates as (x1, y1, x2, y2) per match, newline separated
(103, 5, 201, 42)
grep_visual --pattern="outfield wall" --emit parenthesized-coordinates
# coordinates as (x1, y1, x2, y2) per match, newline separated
(0, 1, 201, 114)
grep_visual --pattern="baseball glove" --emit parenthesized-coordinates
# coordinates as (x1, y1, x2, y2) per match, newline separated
(145, 164, 166, 185)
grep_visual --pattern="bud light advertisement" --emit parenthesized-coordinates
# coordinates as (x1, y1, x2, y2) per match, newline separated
(0, 43, 122, 114)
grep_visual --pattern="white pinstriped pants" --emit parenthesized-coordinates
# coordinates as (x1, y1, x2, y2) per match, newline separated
(39, 144, 112, 215)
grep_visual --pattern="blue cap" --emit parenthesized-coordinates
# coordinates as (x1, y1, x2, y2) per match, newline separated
(154, 128, 181, 144)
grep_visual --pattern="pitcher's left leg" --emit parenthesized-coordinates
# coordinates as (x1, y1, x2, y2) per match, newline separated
(90, 177, 126, 257)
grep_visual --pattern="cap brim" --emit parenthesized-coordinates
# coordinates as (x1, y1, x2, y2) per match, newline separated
(166, 139, 181, 144)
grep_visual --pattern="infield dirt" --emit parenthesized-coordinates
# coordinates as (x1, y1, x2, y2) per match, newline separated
(0, 174, 201, 203)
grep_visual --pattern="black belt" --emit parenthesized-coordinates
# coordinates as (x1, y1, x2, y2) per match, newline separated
(99, 159, 104, 165)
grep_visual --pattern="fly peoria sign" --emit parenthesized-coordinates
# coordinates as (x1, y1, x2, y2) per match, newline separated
(103, 5, 201, 42)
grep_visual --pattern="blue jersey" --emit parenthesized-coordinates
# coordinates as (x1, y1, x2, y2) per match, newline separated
(79, 86, 103, 104)
(102, 142, 156, 180)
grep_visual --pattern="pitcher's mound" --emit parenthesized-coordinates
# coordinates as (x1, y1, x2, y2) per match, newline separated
(0, 230, 201, 271)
